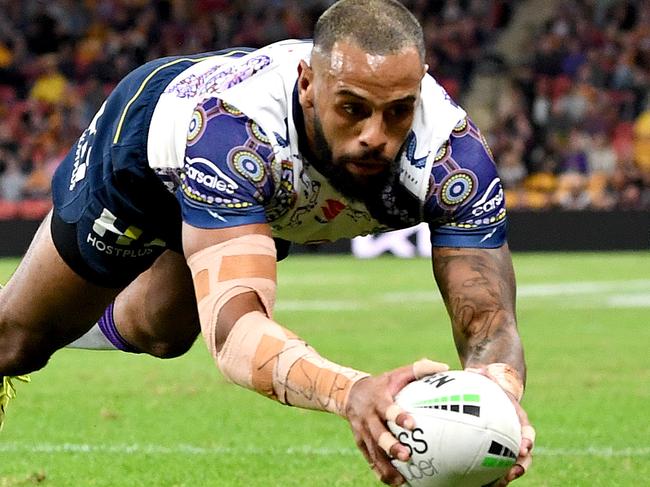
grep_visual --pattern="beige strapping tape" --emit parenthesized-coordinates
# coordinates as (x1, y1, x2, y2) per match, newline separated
(377, 431, 396, 455)
(485, 363, 524, 402)
(521, 424, 536, 443)
(412, 359, 449, 379)
(385, 404, 404, 423)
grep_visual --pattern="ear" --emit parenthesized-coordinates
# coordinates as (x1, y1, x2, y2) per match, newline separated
(297, 59, 314, 109)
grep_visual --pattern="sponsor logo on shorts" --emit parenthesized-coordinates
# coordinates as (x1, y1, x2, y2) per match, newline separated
(70, 102, 105, 191)
(86, 233, 155, 257)
(87, 208, 165, 258)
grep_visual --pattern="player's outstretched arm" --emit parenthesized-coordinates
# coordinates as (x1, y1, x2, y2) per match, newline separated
(183, 222, 448, 485)
(182, 221, 369, 416)
(432, 243, 534, 484)
(432, 244, 522, 373)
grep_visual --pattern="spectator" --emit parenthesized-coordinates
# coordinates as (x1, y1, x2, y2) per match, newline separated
(0, 149, 26, 202)
(633, 107, 650, 175)
(0, 0, 647, 212)
(29, 54, 68, 105)
(496, 0, 649, 210)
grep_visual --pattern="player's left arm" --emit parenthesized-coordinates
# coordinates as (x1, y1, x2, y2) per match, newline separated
(432, 244, 522, 376)
(426, 119, 534, 484)
(432, 244, 533, 485)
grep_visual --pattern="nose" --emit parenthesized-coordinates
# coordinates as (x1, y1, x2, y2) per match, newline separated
(358, 112, 388, 152)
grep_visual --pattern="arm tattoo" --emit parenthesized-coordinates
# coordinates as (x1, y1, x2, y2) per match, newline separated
(432, 246, 524, 378)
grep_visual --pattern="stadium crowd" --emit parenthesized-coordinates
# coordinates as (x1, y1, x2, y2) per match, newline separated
(488, 0, 650, 210)
(0, 0, 648, 218)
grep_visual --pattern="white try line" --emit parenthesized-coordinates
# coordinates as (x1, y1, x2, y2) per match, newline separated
(384, 279, 650, 303)
(0, 442, 648, 458)
(275, 279, 650, 311)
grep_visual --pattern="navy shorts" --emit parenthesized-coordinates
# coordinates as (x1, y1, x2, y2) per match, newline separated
(51, 53, 224, 287)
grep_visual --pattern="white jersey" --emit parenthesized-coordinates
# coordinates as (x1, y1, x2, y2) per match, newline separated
(146, 40, 506, 248)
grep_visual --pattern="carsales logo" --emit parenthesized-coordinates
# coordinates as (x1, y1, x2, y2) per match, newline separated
(183, 156, 238, 194)
(471, 178, 503, 217)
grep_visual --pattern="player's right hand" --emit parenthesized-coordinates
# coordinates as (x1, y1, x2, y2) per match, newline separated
(344, 359, 449, 486)
(494, 398, 535, 486)
(465, 365, 535, 486)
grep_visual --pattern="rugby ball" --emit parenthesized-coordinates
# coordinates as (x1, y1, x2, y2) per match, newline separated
(388, 370, 521, 487)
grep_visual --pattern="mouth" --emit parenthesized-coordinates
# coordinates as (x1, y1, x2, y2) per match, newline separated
(345, 161, 388, 176)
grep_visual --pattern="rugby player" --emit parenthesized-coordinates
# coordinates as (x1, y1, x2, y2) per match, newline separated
(0, 0, 534, 484)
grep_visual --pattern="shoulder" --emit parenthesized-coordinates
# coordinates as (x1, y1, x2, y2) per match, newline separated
(397, 74, 467, 200)
(426, 117, 501, 211)
(185, 97, 276, 188)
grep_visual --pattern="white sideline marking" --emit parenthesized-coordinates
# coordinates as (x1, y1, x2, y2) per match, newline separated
(276, 300, 361, 311)
(607, 294, 650, 307)
(382, 279, 650, 305)
(274, 279, 650, 311)
(0, 442, 648, 457)
(517, 279, 650, 297)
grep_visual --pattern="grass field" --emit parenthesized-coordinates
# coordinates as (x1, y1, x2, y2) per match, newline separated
(1, 252, 649, 486)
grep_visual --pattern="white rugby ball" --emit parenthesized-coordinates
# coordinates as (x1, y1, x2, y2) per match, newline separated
(388, 370, 521, 487)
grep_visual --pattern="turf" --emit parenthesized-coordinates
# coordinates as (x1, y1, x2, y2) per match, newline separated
(1, 252, 649, 486)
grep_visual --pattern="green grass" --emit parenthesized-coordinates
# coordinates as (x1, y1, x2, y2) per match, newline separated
(1, 252, 649, 486)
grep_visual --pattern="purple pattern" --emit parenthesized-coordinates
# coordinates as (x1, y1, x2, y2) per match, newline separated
(165, 55, 272, 98)
(97, 303, 141, 353)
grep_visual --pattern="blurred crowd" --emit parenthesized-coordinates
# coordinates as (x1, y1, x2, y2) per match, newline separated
(0, 0, 647, 219)
(488, 0, 650, 210)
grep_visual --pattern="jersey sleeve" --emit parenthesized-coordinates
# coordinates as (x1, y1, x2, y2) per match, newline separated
(423, 117, 507, 249)
(178, 97, 276, 229)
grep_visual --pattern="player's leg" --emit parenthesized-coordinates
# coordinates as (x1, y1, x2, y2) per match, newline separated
(0, 212, 122, 376)
(67, 239, 296, 356)
(109, 249, 199, 358)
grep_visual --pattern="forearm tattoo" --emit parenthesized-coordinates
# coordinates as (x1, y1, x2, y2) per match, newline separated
(432, 246, 524, 378)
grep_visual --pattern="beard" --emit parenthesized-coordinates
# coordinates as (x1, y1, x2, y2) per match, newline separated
(309, 114, 399, 204)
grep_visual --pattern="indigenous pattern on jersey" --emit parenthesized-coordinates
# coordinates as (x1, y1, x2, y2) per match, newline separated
(424, 117, 506, 247)
(168, 98, 277, 227)
(149, 40, 507, 248)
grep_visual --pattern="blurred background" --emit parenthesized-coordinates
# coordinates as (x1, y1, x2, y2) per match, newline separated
(0, 0, 648, 251)
(0, 4, 648, 485)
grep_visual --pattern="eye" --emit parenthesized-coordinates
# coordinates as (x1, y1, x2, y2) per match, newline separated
(340, 102, 370, 119)
(387, 104, 414, 120)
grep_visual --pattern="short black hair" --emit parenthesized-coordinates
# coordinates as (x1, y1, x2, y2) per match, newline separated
(314, 0, 425, 61)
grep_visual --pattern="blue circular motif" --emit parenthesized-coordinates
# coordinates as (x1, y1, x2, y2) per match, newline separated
(232, 149, 266, 183)
(187, 109, 204, 143)
(441, 172, 474, 206)
(452, 117, 469, 136)
(221, 101, 242, 116)
(434, 141, 449, 162)
(249, 120, 270, 144)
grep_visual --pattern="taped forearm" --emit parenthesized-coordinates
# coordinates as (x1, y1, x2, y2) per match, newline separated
(485, 362, 524, 401)
(218, 311, 369, 416)
(466, 362, 525, 401)
(187, 234, 278, 364)
(187, 234, 369, 416)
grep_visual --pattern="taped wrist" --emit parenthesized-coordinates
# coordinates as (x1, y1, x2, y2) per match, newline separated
(187, 234, 277, 360)
(486, 363, 524, 402)
(218, 310, 370, 417)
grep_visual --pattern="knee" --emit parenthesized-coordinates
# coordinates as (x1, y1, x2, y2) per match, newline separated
(0, 319, 52, 374)
(140, 307, 200, 359)
(147, 333, 198, 359)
